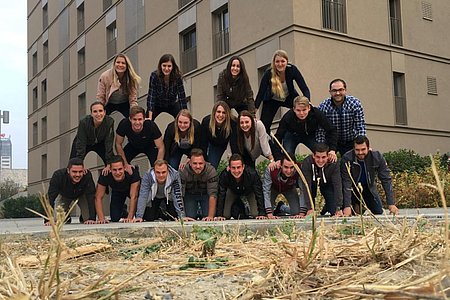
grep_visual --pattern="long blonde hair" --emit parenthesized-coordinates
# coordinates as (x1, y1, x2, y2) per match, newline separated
(209, 101, 232, 138)
(270, 50, 288, 99)
(111, 53, 141, 95)
(174, 109, 195, 145)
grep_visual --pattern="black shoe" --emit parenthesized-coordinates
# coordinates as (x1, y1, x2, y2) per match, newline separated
(273, 201, 285, 216)
(65, 216, 72, 224)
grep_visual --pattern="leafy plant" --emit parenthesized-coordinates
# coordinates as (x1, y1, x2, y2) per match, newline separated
(179, 256, 228, 270)
(384, 149, 430, 173)
(1, 195, 44, 218)
(192, 225, 222, 256)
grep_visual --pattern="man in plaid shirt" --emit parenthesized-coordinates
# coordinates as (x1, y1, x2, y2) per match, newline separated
(317, 79, 366, 157)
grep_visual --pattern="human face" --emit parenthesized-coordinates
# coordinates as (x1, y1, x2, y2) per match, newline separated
(154, 164, 168, 184)
(161, 61, 173, 77)
(274, 55, 288, 73)
(214, 105, 227, 125)
(229, 160, 244, 180)
(293, 104, 310, 120)
(354, 143, 369, 161)
(230, 59, 241, 78)
(281, 159, 296, 178)
(313, 151, 328, 168)
(329, 81, 347, 104)
(114, 56, 127, 74)
(68, 165, 84, 184)
(239, 116, 252, 133)
(91, 104, 106, 125)
(130, 113, 145, 133)
(177, 115, 191, 133)
(110, 161, 125, 182)
(190, 155, 205, 175)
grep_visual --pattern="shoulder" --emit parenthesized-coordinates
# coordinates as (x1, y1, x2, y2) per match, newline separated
(344, 95, 363, 106)
(341, 150, 354, 161)
(318, 98, 332, 109)
(165, 121, 175, 131)
(99, 69, 113, 81)
(193, 119, 201, 128)
(201, 114, 211, 125)
(104, 116, 115, 126)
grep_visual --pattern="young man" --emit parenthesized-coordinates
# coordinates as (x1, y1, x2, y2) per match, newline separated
(274, 96, 338, 162)
(262, 153, 304, 219)
(341, 136, 399, 216)
(179, 149, 218, 221)
(46, 158, 96, 225)
(95, 155, 141, 223)
(216, 154, 266, 220)
(115, 106, 164, 174)
(300, 143, 343, 217)
(134, 159, 190, 222)
(318, 79, 366, 156)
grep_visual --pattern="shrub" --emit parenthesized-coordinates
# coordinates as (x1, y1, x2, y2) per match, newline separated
(1, 195, 44, 218)
(383, 149, 430, 173)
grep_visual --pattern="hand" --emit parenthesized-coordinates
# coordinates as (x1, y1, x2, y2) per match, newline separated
(44, 220, 51, 226)
(268, 161, 279, 171)
(181, 217, 196, 222)
(255, 215, 267, 220)
(342, 207, 352, 217)
(267, 213, 279, 219)
(147, 111, 153, 121)
(214, 216, 226, 221)
(83, 168, 89, 175)
(132, 218, 143, 223)
(328, 150, 337, 163)
(96, 218, 109, 224)
(125, 164, 134, 175)
(388, 205, 399, 215)
(101, 165, 111, 176)
(178, 159, 190, 171)
(306, 209, 314, 216)
(291, 213, 305, 219)
(202, 216, 215, 221)
(333, 210, 343, 217)
(83, 219, 97, 225)
(119, 218, 133, 223)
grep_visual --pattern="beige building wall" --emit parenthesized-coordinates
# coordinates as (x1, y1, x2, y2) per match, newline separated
(27, 0, 450, 195)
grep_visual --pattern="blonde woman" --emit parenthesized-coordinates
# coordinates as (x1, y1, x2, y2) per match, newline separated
(164, 109, 203, 169)
(96, 53, 141, 118)
(255, 50, 310, 133)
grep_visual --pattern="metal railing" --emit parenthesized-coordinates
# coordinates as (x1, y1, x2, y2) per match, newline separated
(394, 96, 407, 125)
(107, 38, 116, 59)
(181, 46, 197, 73)
(390, 17, 403, 46)
(322, 0, 347, 33)
(213, 28, 229, 59)
(179, 0, 193, 9)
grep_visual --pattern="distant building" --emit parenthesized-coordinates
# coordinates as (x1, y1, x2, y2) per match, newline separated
(0, 136, 12, 170)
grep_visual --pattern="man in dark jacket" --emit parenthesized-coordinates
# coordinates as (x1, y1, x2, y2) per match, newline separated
(341, 136, 399, 216)
(216, 154, 266, 220)
(179, 148, 218, 221)
(301, 143, 343, 217)
(274, 96, 338, 163)
(46, 158, 96, 225)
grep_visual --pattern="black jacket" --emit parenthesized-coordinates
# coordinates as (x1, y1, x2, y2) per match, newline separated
(163, 119, 204, 159)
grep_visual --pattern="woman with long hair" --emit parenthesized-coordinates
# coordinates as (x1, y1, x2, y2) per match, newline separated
(147, 54, 187, 121)
(164, 109, 203, 169)
(232, 110, 277, 170)
(255, 50, 310, 133)
(201, 101, 234, 168)
(96, 53, 141, 118)
(216, 56, 255, 116)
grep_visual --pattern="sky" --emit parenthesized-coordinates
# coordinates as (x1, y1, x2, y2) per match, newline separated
(0, 1, 28, 169)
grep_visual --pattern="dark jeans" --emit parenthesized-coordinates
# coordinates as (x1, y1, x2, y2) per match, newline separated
(222, 191, 258, 219)
(184, 194, 209, 219)
(142, 198, 177, 221)
(106, 102, 130, 118)
(70, 137, 108, 165)
(283, 131, 316, 154)
(168, 147, 191, 170)
(124, 144, 158, 167)
(207, 143, 227, 169)
(110, 190, 129, 222)
(260, 100, 291, 133)
(337, 140, 354, 157)
(149, 103, 182, 121)
(311, 181, 337, 215)
(270, 188, 302, 215)
(351, 184, 383, 214)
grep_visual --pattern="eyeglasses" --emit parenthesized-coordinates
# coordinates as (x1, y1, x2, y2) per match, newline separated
(330, 88, 346, 94)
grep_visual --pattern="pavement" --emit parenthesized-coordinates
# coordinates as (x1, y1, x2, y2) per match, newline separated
(0, 208, 448, 237)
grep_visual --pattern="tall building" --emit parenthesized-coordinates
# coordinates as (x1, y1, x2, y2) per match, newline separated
(0, 136, 12, 170)
(27, 0, 450, 194)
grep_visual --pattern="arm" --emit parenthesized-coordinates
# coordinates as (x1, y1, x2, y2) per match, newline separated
(136, 172, 151, 219)
(256, 121, 273, 160)
(146, 72, 158, 118)
(252, 171, 266, 217)
(300, 159, 314, 211)
(291, 65, 310, 100)
(84, 172, 97, 221)
(216, 173, 228, 218)
(176, 77, 187, 109)
(205, 166, 218, 220)
(255, 70, 271, 109)
(47, 171, 61, 209)
(330, 163, 343, 213)
(340, 158, 353, 209)
(128, 85, 138, 107)
(216, 71, 227, 102)
(96, 72, 108, 104)
(163, 123, 175, 161)
(316, 109, 337, 152)
(353, 99, 366, 136)
(104, 118, 115, 164)
(127, 181, 140, 220)
(75, 120, 88, 159)
(154, 137, 165, 160)
(262, 168, 275, 216)
(95, 183, 108, 223)
(245, 84, 256, 116)
(273, 114, 289, 161)
(375, 152, 395, 206)
(170, 171, 185, 218)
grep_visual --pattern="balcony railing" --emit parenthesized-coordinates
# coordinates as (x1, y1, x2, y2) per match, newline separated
(213, 28, 229, 59)
(107, 38, 117, 59)
(394, 96, 407, 125)
(179, 0, 193, 9)
(181, 46, 197, 73)
(322, 0, 346, 33)
(390, 17, 403, 46)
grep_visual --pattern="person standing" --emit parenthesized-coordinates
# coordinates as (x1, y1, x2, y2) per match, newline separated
(255, 50, 310, 133)
(146, 54, 187, 121)
(96, 53, 141, 118)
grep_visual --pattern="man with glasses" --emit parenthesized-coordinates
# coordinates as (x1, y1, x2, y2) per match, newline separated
(317, 79, 366, 157)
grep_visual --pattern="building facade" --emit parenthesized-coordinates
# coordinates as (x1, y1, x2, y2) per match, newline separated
(27, 0, 450, 194)
(0, 136, 12, 170)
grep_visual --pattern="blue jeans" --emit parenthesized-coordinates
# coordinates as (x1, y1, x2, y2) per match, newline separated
(283, 131, 316, 154)
(168, 147, 190, 170)
(184, 194, 209, 219)
(207, 143, 227, 169)
(351, 184, 383, 214)
(110, 190, 129, 222)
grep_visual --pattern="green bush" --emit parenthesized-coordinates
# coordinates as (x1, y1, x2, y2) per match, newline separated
(383, 149, 430, 173)
(1, 195, 44, 218)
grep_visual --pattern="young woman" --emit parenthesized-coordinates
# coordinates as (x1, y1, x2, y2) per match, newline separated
(147, 54, 188, 121)
(201, 101, 234, 168)
(216, 56, 256, 116)
(164, 109, 203, 169)
(255, 50, 310, 133)
(96, 53, 141, 118)
(231, 110, 277, 170)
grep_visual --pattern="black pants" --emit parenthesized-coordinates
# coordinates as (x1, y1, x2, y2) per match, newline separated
(106, 102, 130, 118)
(110, 190, 129, 222)
(311, 181, 337, 215)
(124, 144, 158, 167)
(149, 103, 182, 121)
(142, 198, 177, 221)
(260, 100, 291, 133)
(337, 140, 354, 157)
(351, 184, 383, 215)
(69, 137, 108, 166)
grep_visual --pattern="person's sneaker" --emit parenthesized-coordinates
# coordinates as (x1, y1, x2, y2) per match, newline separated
(274, 201, 290, 216)
(65, 216, 72, 224)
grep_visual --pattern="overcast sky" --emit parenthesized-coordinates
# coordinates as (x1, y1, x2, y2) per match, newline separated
(0, 1, 27, 169)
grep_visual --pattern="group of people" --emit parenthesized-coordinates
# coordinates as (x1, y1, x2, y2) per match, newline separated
(46, 50, 399, 225)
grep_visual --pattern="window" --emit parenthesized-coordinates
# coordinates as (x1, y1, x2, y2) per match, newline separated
(103, 0, 112, 11)
(107, 21, 117, 58)
(78, 48, 85, 79)
(179, 0, 193, 9)
(393, 72, 407, 125)
(32, 52, 38, 76)
(41, 117, 47, 142)
(180, 27, 197, 73)
(32, 87, 38, 111)
(77, 2, 85, 34)
(41, 79, 47, 105)
(41, 154, 47, 179)
(389, 0, 403, 46)
(43, 3, 48, 29)
(213, 6, 230, 59)
(427, 76, 437, 95)
(421, 2, 432, 20)
(43, 41, 48, 66)
(32, 122, 38, 146)
(322, 0, 347, 33)
(78, 92, 86, 119)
